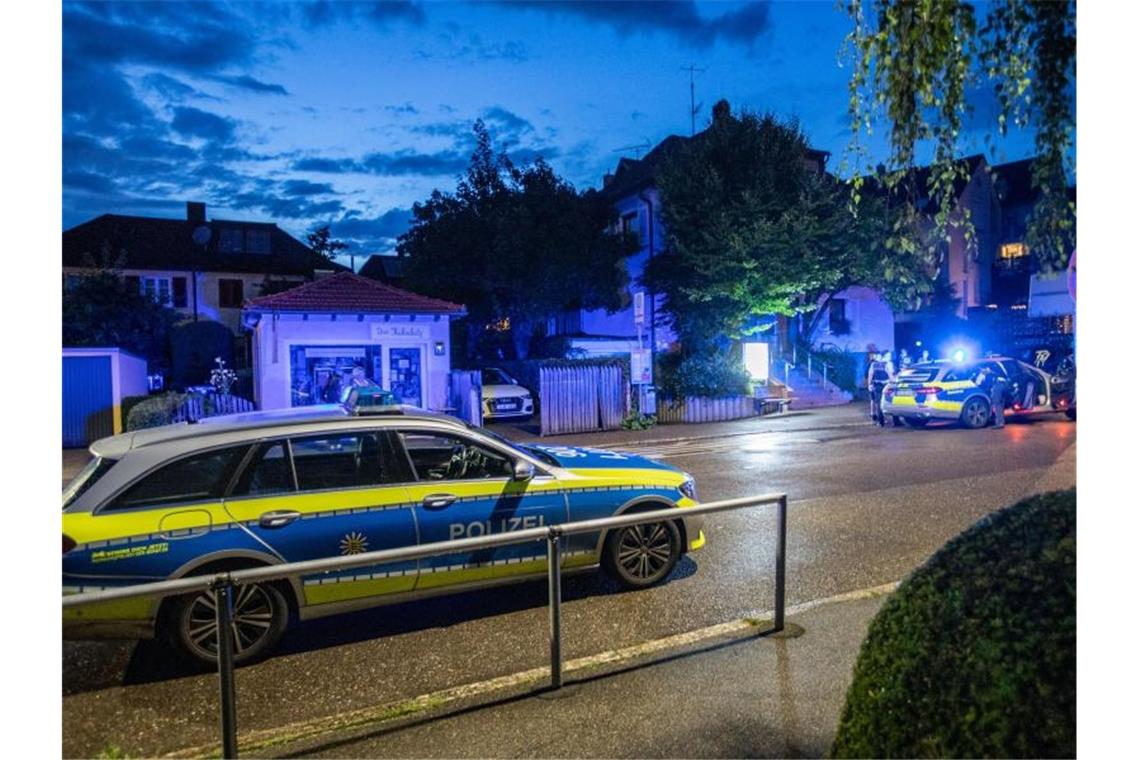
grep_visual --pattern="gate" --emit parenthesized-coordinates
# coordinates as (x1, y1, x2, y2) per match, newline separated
(62, 355, 113, 447)
(539, 364, 625, 435)
(448, 370, 483, 426)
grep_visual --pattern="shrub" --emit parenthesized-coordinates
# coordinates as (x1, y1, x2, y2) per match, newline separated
(830, 489, 1076, 759)
(126, 393, 188, 431)
(655, 349, 750, 398)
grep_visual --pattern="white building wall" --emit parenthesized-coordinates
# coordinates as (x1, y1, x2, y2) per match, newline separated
(808, 286, 895, 355)
(251, 313, 453, 412)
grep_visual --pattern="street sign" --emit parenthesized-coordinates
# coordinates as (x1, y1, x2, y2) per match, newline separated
(630, 347, 652, 384)
(633, 291, 645, 326)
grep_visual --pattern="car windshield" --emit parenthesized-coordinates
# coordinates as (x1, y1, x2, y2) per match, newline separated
(467, 424, 559, 467)
(62, 456, 116, 510)
(481, 369, 514, 386)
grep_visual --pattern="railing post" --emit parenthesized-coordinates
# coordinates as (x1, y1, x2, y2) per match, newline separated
(213, 577, 239, 759)
(547, 528, 563, 690)
(774, 496, 787, 633)
(808, 354, 812, 381)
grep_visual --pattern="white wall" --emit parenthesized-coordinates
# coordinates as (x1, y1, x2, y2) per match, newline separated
(809, 286, 895, 355)
(250, 312, 454, 412)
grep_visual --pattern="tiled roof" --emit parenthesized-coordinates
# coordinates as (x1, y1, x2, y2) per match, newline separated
(244, 272, 465, 315)
(62, 213, 347, 276)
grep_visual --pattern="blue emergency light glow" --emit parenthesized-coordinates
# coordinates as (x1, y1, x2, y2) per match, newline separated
(951, 348, 967, 363)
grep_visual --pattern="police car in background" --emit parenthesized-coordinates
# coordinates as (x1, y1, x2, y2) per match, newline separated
(882, 356, 1074, 429)
(62, 396, 703, 664)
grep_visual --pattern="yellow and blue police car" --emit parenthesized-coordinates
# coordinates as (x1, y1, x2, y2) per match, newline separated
(63, 400, 703, 664)
(882, 356, 1069, 428)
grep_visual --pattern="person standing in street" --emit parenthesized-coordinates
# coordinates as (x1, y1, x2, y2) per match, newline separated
(990, 370, 1008, 429)
(867, 352, 890, 426)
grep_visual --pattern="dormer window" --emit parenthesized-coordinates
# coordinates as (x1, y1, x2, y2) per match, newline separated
(219, 228, 244, 253)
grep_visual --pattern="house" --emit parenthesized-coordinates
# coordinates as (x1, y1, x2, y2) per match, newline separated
(62, 202, 345, 338)
(242, 272, 466, 412)
(358, 254, 406, 286)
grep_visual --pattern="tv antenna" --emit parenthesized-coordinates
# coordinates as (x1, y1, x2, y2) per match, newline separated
(612, 139, 652, 159)
(680, 64, 706, 136)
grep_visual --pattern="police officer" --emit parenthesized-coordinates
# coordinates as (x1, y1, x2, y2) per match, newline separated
(867, 352, 890, 426)
(974, 367, 1007, 429)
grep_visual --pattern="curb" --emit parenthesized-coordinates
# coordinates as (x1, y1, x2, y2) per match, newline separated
(526, 418, 870, 450)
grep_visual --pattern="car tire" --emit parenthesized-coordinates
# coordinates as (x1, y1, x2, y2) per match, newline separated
(167, 581, 289, 666)
(960, 397, 991, 430)
(1065, 408, 1076, 421)
(603, 519, 681, 589)
(902, 418, 930, 428)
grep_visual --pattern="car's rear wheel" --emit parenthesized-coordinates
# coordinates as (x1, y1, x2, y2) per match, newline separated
(902, 417, 930, 428)
(1065, 408, 1076, 420)
(603, 520, 681, 589)
(960, 397, 991, 429)
(167, 581, 289, 666)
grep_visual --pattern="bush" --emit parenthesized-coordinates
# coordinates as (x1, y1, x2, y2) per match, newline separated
(126, 393, 188, 431)
(830, 489, 1076, 759)
(655, 349, 750, 398)
(800, 341, 859, 393)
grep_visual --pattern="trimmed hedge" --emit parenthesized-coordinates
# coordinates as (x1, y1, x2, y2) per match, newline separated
(831, 489, 1076, 758)
(126, 393, 189, 431)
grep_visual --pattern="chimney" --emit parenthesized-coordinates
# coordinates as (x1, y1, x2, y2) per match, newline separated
(186, 202, 206, 224)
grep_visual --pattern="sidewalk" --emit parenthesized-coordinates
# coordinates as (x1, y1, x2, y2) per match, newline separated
(488, 402, 868, 448)
(200, 590, 889, 759)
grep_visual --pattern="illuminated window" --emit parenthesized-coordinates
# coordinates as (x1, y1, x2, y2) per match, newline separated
(140, 276, 172, 305)
(1000, 242, 1029, 260)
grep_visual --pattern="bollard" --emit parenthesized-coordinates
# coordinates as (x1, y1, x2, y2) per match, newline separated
(213, 578, 239, 759)
(774, 496, 787, 632)
(547, 529, 563, 689)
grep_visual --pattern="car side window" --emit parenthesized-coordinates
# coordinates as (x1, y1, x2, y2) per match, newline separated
(105, 446, 248, 511)
(230, 441, 296, 497)
(398, 432, 512, 481)
(943, 364, 979, 383)
(289, 432, 393, 492)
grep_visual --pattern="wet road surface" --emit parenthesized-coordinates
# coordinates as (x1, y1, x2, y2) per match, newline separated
(62, 409, 1076, 757)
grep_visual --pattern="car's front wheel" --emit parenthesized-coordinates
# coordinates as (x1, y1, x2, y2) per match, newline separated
(167, 581, 289, 666)
(960, 397, 992, 429)
(902, 417, 930, 428)
(603, 520, 681, 589)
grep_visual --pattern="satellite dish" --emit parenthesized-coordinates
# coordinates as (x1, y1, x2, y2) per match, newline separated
(192, 225, 212, 247)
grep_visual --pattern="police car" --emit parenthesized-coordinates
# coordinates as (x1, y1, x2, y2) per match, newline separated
(882, 356, 1071, 428)
(62, 399, 703, 664)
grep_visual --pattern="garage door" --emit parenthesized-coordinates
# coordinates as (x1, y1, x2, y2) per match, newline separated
(63, 356, 113, 447)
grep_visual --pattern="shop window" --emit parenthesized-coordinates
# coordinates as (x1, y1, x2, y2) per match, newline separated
(289, 345, 382, 407)
(389, 347, 423, 407)
(218, 278, 244, 308)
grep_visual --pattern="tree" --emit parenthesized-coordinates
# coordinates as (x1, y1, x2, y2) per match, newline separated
(63, 263, 181, 368)
(307, 225, 348, 265)
(397, 120, 633, 360)
(644, 105, 921, 367)
(843, 0, 1075, 272)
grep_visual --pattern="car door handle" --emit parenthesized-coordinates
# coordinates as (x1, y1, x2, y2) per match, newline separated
(422, 494, 457, 510)
(258, 510, 301, 529)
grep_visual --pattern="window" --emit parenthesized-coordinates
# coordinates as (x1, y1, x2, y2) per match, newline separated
(172, 276, 188, 308)
(1000, 242, 1029, 260)
(231, 441, 295, 497)
(290, 433, 392, 492)
(620, 211, 641, 244)
(481, 368, 515, 386)
(245, 230, 271, 254)
(399, 432, 512, 481)
(140, 276, 172, 305)
(219, 228, 244, 253)
(828, 299, 849, 334)
(942, 364, 981, 383)
(63, 457, 117, 510)
(105, 447, 247, 511)
(218, 278, 244, 308)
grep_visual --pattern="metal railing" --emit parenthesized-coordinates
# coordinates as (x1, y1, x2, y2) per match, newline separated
(63, 493, 789, 758)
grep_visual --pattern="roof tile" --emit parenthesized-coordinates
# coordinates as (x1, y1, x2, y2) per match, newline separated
(244, 272, 465, 314)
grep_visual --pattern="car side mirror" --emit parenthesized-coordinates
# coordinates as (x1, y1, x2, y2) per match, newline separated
(512, 459, 535, 481)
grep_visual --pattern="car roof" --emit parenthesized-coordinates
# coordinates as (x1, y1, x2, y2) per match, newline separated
(89, 404, 465, 459)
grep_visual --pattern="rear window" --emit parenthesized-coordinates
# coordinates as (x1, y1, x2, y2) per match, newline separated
(105, 446, 247, 511)
(897, 367, 939, 384)
(62, 457, 117, 510)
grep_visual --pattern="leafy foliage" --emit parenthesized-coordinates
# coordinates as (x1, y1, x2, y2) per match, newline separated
(843, 0, 1076, 272)
(398, 120, 634, 360)
(306, 225, 348, 264)
(126, 393, 189, 431)
(654, 349, 751, 399)
(62, 269, 180, 368)
(831, 489, 1075, 758)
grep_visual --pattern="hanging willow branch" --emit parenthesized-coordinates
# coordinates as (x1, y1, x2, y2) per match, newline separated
(842, 0, 1075, 277)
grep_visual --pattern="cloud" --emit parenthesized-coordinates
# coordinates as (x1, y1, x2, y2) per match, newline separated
(299, 1, 425, 28)
(384, 103, 420, 116)
(170, 106, 238, 143)
(208, 74, 289, 95)
(282, 179, 336, 196)
(501, 0, 772, 48)
(332, 207, 415, 252)
(139, 72, 219, 102)
(291, 157, 360, 174)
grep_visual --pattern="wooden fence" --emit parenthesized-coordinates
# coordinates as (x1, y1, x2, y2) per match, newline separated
(172, 394, 256, 423)
(539, 364, 625, 436)
(448, 370, 484, 427)
(656, 395, 758, 424)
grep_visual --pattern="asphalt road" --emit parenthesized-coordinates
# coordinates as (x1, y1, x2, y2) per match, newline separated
(61, 407, 1076, 758)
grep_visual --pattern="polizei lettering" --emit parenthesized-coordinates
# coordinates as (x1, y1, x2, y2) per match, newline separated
(449, 515, 545, 540)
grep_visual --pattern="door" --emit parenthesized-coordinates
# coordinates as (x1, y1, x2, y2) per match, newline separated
(63, 356, 113, 447)
(393, 429, 567, 590)
(388, 347, 423, 406)
(223, 431, 418, 607)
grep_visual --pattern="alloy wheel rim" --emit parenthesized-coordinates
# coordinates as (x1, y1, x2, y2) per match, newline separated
(968, 402, 988, 427)
(185, 584, 275, 658)
(617, 523, 673, 579)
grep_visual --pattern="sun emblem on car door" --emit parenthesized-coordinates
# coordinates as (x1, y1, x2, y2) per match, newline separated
(339, 531, 369, 555)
